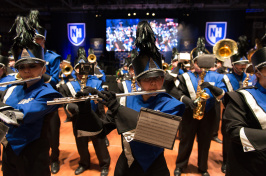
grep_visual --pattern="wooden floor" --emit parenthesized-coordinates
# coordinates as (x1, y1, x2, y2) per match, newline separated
(1, 108, 225, 176)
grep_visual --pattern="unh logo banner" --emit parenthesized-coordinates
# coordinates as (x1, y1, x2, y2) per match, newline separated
(68, 23, 86, 46)
(205, 22, 227, 46)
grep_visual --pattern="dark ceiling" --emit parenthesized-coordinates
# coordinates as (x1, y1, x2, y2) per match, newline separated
(1, 0, 265, 14)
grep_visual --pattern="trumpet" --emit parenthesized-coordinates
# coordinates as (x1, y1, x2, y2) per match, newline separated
(61, 63, 73, 77)
(47, 89, 166, 105)
(0, 76, 41, 86)
(162, 62, 169, 71)
(88, 54, 97, 63)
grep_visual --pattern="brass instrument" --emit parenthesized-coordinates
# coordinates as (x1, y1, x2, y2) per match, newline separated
(15, 73, 22, 80)
(80, 75, 86, 92)
(243, 64, 254, 87)
(78, 54, 97, 91)
(162, 62, 169, 71)
(88, 54, 97, 63)
(243, 73, 250, 87)
(131, 76, 137, 92)
(193, 69, 210, 120)
(0, 76, 41, 86)
(47, 89, 166, 105)
(213, 39, 238, 62)
(247, 38, 262, 62)
(61, 63, 73, 77)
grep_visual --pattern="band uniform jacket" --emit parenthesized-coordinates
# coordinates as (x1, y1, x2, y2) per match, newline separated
(223, 82, 266, 176)
(44, 49, 62, 87)
(93, 93, 185, 173)
(58, 77, 103, 114)
(0, 79, 62, 155)
(223, 72, 254, 92)
(0, 74, 16, 91)
(177, 70, 226, 111)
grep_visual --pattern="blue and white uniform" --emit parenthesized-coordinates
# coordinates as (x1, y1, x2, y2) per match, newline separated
(174, 70, 226, 172)
(59, 77, 110, 171)
(223, 72, 254, 92)
(0, 75, 16, 91)
(2, 79, 62, 155)
(125, 93, 185, 172)
(223, 82, 266, 176)
(44, 50, 61, 87)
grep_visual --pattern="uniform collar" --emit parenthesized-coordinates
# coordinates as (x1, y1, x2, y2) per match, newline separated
(255, 82, 266, 94)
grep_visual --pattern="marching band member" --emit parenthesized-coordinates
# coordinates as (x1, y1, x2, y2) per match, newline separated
(223, 47, 266, 176)
(58, 47, 110, 176)
(117, 49, 140, 94)
(1, 15, 62, 176)
(172, 53, 226, 176)
(75, 21, 185, 176)
(0, 55, 16, 91)
(116, 58, 130, 83)
(58, 54, 75, 86)
(28, 10, 63, 174)
(7, 52, 17, 73)
(221, 36, 253, 173)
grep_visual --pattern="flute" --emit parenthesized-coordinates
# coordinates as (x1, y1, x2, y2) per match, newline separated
(0, 76, 41, 86)
(47, 89, 166, 105)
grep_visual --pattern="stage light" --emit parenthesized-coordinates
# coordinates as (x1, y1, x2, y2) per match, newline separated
(133, 12, 136, 16)
(96, 14, 98, 17)
(128, 13, 131, 16)
(152, 13, 155, 16)
(146, 12, 149, 15)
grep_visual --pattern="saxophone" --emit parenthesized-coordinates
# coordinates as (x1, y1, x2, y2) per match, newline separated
(131, 76, 137, 92)
(193, 70, 210, 120)
(243, 73, 250, 87)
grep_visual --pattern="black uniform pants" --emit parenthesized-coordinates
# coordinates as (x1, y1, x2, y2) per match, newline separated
(114, 151, 170, 176)
(2, 138, 51, 176)
(175, 107, 216, 172)
(221, 109, 229, 165)
(213, 101, 221, 137)
(48, 110, 61, 162)
(72, 118, 110, 169)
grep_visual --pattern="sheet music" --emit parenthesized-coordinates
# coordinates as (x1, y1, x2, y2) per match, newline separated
(134, 108, 181, 149)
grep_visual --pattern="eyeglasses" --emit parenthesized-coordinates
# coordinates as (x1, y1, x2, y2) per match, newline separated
(18, 64, 39, 70)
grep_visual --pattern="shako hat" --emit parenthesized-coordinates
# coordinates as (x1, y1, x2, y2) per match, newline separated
(251, 47, 266, 71)
(230, 35, 249, 65)
(74, 47, 87, 71)
(132, 21, 164, 81)
(9, 15, 45, 69)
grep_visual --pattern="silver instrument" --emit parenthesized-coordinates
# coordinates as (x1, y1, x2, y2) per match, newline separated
(0, 76, 42, 86)
(47, 89, 166, 105)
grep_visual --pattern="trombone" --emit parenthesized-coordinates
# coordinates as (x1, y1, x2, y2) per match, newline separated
(47, 89, 166, 105)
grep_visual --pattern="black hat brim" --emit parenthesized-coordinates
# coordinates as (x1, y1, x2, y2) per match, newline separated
(137, 69, 165, 81)
(15, 57, 45, 69)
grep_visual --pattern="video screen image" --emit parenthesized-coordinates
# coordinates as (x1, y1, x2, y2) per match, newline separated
(106, 18, 179, 52)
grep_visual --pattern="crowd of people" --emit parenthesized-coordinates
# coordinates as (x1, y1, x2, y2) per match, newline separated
(0, 9, 265, 176)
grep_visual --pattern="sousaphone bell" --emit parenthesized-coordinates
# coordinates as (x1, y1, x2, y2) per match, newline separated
(213, 39, 238, 62)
